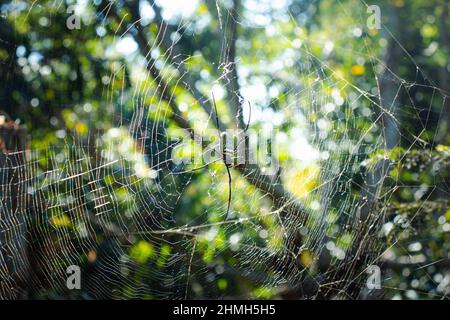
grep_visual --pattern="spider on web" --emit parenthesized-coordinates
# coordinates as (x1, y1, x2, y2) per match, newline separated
(172, 93, 252, 221)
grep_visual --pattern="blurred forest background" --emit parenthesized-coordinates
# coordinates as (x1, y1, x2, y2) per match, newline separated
(0, 0, 449, 300)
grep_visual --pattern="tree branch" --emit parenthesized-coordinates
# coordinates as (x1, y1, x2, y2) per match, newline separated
(219, 0, 245, 130)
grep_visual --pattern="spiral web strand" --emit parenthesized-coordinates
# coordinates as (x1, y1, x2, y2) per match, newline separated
(0, 0, 448, 300)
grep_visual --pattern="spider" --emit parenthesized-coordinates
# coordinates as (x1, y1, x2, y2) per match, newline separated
(172, 93, 251, 221)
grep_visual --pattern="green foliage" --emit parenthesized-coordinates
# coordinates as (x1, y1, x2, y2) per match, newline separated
(1, 0, 448, 300)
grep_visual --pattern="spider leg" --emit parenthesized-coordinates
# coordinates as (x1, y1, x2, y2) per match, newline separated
(211, 92, 221, 129)
(171, 159, 221, 175)
(244, 101, 252, 132)
(224, 164, 232, 220)
(211, 92, 233, 220)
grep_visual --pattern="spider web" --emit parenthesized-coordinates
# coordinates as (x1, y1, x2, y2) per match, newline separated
(0, 0, 448, 300)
